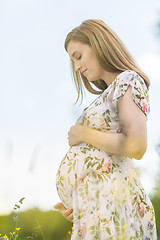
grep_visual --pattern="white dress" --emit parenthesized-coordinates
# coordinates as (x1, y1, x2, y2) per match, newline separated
(56, 70, 157, 240)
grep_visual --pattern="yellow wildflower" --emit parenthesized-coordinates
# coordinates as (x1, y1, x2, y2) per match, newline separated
(122, 225, 126, 229)
(16, 228, 20, 231)
(72, 227, 75, 230)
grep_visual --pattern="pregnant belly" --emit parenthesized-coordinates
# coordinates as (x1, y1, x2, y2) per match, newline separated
(56, 143, 89, 208)
(55, 143, 113, 208)
(55, 143, 133, 209)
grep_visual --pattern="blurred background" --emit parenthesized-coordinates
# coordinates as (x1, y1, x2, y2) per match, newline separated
(0, 0, 160, 239)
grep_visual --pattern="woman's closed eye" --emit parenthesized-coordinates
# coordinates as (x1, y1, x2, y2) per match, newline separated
(76, 55, 81, 60)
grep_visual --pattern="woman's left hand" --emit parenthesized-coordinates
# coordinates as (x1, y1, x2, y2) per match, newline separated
(68, 124, 85, 146)
(54, 203, 73, 222)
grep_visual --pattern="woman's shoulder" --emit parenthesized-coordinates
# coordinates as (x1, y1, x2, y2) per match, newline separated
(116, 70, 145, 84)
(112, 70, 150, 118)
(112, 69, 148, 94)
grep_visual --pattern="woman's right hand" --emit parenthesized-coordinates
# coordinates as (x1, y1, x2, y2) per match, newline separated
(53, 202, 73, 222)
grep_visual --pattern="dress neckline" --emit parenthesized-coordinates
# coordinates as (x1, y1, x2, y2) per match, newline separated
(83, 70, 131, 112)
(101, 70, 130, 96)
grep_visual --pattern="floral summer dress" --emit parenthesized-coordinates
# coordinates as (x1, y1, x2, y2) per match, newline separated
(56, 70, 157, 240)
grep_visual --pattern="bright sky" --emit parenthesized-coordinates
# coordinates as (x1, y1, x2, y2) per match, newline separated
(0, 0, 160, 215)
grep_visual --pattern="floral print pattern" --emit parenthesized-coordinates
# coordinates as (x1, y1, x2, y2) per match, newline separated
(56, 70, 157, 239)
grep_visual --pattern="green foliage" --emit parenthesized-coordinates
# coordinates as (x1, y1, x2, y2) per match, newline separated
(0, 208, 72, 240)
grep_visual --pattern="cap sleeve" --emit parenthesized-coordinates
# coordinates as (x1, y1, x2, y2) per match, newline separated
(112, 70, 150, 118)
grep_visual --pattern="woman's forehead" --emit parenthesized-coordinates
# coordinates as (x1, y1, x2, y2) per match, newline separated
(67, 41, 83, 53)
(67, 41, 90, 58)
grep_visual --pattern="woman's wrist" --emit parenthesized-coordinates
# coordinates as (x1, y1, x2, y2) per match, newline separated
(78, 124, 126, 155)
(79, 124, 89, 143)
(80, 125, 98, 146)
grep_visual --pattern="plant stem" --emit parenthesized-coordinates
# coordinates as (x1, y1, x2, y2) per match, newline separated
(36, 220, 46, 240)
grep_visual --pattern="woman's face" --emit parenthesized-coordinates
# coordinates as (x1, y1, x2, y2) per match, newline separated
(67, 41, 105, 82)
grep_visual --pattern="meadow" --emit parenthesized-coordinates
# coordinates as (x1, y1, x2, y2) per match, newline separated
(0, 189, 160, 239)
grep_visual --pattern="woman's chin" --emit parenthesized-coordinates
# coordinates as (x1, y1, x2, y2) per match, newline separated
(88, 78, 99, 83)
(86, 76, 97, 82)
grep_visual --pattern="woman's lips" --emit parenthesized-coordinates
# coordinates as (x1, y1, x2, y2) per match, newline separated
(82, 69, 87, 76)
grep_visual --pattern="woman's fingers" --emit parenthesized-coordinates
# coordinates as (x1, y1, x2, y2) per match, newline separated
(66, 212, 73, 222)
(62, 208, 73, 218)
(59, 207, 73, 222)
(54, 202, 66, 210)
(53, 202, 73, 222)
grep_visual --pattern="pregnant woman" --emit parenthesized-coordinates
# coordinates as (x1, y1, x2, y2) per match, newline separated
(54, 19, 157, 239)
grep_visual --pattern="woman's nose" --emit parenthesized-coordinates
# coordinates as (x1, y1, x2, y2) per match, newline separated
(75, 62, 81, 72)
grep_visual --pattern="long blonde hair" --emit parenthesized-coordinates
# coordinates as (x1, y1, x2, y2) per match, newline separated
(65, 19, 150, 104)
